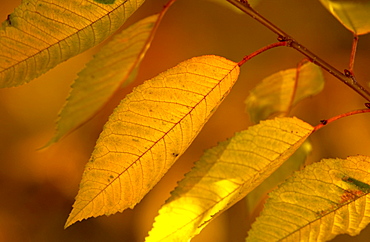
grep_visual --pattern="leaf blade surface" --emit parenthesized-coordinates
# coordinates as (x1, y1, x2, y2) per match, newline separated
(247, 155, 370, 241)
(245, 139, 312, 217)
(245, 62, 324, 124)
(319, 0, 370, 35)
(0, 0, 145, 87)
(49, 13, 161, 144)
(146, 117, 313, 241)
(65, 55, 240, 227)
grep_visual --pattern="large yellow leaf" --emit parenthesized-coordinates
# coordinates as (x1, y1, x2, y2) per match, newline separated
(246, 62, 324, 124)
(247, 155, 370, 241)
(49, 13, 163, 145)
(319, 0, 370, 35)
(65, 55, 240, 228)
(146, 117, 313, 242)
(0, 0, 145, 87)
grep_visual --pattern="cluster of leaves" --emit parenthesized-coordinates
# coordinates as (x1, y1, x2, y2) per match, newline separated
(1, 0, 370, 241)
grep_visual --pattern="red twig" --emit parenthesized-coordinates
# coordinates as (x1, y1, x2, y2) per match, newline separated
(314, 106, 370, 132)
(238, 41, 287, 66)
(348, 34, 359, 74)
(285, 59, 310, 115)
(163, 0, 176, 9)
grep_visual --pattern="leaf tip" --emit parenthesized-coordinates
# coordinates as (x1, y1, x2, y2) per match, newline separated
(64, 214, 76, 229)
(38, 138, 57, 151)
(64, 206, 88, 229)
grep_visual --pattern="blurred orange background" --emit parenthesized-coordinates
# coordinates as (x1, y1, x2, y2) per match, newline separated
(1, 0, 370, 241)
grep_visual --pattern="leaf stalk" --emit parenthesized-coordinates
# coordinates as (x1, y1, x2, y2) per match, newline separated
(349, 34, 359, 74)
(314, 107, 370, 132)
(238, 42, 287, 66)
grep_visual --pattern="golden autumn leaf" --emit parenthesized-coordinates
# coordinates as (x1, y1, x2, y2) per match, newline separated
(319, 0, 370, 35)
(246, 62, 324, 124)
(0, 0, 145, 87)
(48, 10, 167, 145)
(146, 117, 313, 242)
(245, 139, 312, 217)
(94, 0, 117, 3)
(65, 55, 240, 228)
(247, 155, 370, 241)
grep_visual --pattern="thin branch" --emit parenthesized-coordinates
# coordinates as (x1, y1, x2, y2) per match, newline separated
(313, 106, 370, 132)
(226, 0, 370, 102)
(238, 41, 287, 66)
(285, 59, 309, 115)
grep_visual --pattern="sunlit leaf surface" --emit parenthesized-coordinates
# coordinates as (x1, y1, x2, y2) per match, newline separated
(49, 13, 161, 145)
(146, 117, 313, 242)
(246, 62, 324, 124)
(65, 55, 240, 227)
(245, 139, 312, 217)
(319, 0, 370, 35)
(0, 0, 145, 87)
(94, 0, 116, 4)
(247, 155, 370, 241)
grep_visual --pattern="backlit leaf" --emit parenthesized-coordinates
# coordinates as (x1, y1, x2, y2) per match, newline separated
(0, 0, 145, 87)
(246, 62, 324, 124)
(49, 13, 163, 145)
(146, 117, 313, 241)
(94, 0, 116, 4)
(65, 55, 240, 228)
(319, 0, 370, 35)
(247, 155, 370, 241)
(245, 139, 312, 217)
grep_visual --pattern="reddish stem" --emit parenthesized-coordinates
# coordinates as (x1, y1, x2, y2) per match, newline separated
(314, 106, 370, 132)
(238, 41, 287, 66)
(163, 0, 176, 9)
(284, 59, 309, 115)
(348, 34, 359, 74)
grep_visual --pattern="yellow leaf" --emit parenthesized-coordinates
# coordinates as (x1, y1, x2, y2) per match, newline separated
(0, 0, 145, 87)
(247, 155, 370, 241)
(146, 117, 313, 242)
(94, 0, 116, 3)
(48, 13, 162, 145)
(319, 0, 370, 35)
(65, 55, 240, 228)
(246, 62, 324, 124)
(245, 139, 312, 217)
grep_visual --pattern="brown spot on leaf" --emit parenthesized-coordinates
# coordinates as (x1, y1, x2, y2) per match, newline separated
(339, 189, 363, 204)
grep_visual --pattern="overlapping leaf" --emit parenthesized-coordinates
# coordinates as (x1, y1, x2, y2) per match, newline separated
(0, 0, 145, 87)
(245, 140, 312, 217)
(319, 0, 370, 35)
(245, 62, 324, 124)
(244, 62, 320, 215)
(146, 117, 313, 242)
(247, 155, 370, 241)
(65, 55, 240, 228)
(49, 12, 163, 144)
